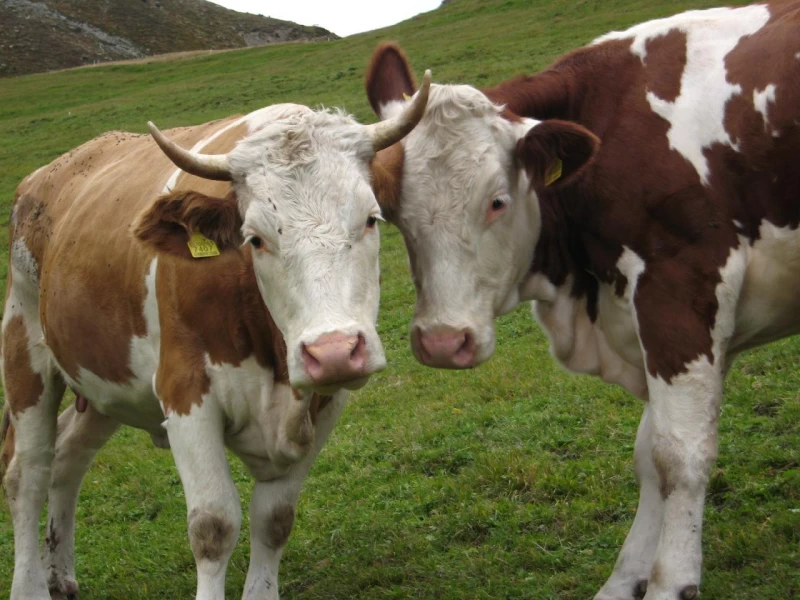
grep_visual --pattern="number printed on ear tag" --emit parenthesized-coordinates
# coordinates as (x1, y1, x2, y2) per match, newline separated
(187, 232, 220, 258)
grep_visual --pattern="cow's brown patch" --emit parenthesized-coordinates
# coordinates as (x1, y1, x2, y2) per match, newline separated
(0, 410, 15, 481)
(370, 143, 405, 223)
(154, 245, 288, 416)
(188, 509, 236, 561)
(309, 393, 333, 425)
(264, 504, 295, 549)
(643, 29, 688, 103)
(649, 560, 665, 589)
(3, 316, 44, 414)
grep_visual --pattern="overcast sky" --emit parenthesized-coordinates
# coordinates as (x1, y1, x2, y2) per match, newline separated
(208, 0, 441, 37)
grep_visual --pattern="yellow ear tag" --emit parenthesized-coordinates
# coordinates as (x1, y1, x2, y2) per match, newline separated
(402, 92, 411, 101)
(187, 232, 220, 258)
(545, 158, 563, 186)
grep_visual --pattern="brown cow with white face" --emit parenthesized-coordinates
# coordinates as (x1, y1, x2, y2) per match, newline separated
(0, 75, 430, 600)
(366, 3, 798, 599)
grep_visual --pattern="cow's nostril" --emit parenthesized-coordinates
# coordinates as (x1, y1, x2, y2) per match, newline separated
(350, 334, 366, 363)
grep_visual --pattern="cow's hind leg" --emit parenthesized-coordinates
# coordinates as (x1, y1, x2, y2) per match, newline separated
(3, 311, 66, 600)
(44, 402, 119, 599)
(242, 394, 346, 600)
(595, 404, 664, 600)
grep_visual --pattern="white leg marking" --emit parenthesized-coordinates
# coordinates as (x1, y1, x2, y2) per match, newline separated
(643, 247, 747, 599)
(44, 405, 119, 597)
(164, 399, 241, 600)
(596, 405, 664, 600)
(242, 394, 346, 600)
(3, 256, 66, 600)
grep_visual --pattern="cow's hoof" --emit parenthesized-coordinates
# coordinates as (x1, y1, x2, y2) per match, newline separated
(49, 578, 79, 600)
(633, 579, 648, 599)
(679, 584, 698, 600)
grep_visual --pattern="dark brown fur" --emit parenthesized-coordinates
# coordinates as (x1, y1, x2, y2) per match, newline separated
(264, 504, 295, 549)
(515, 120, 600, 189)
(188, 509, 236, 561)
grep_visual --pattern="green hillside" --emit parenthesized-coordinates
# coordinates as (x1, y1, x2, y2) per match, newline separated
(1, 0, 797, 598)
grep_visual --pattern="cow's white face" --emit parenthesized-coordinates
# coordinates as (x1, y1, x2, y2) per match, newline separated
(385, 87, 541, 367)
(369, 73, 599, 369)
(147, 79, 431, 390)
(230, 106, 386, 391)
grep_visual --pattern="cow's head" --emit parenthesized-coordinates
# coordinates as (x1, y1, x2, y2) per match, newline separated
(367, 44, 599, 369)
(136, 75, 430, 392)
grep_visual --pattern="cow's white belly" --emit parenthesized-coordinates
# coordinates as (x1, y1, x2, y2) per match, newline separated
(732, 222, 800, 352)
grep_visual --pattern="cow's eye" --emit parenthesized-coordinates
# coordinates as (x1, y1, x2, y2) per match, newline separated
(250, 236, 263, 249)
(491, 198, 506, 211)
(366, 216, 378, 229)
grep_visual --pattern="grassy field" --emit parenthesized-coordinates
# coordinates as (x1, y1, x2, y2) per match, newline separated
(1, 0, 798, 598)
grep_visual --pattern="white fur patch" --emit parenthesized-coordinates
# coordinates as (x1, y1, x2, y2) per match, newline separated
(753, 84, 777, 131)
(595, 5, 771, 185)
(732, 222, 800, 351)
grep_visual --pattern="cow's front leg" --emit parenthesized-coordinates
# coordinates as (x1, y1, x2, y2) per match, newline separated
(164, 402, 242, 600)
(241, 393, 346, 600)
(628, 253, 741, 600)
(641, 360, 722, 600)
(595, 404, 664, 600)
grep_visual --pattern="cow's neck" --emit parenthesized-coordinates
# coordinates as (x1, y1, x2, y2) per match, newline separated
(483, 39, 633, 135)
(492, 43, 638, 310)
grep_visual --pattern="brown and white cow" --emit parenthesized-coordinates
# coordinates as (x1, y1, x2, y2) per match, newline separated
(366, 3, 798, 599)
(0, 73, 431, 600)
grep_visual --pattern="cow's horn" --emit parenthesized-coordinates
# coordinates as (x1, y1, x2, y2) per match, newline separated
(148, 121, 233, 182)
(366, 69, 432, 152)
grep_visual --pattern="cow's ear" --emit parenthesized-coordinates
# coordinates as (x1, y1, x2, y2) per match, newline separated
(134, 190, 243, 259)
(515, 120, 600, 189)
(370, 143, 405, 223)
(366, 43, 417, 120)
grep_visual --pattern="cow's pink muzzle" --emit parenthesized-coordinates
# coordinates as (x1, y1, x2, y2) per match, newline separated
(414, 327, 477, 369)
(302, 332, 368, 386)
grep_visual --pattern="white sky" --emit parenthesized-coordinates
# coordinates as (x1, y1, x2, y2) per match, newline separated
(208, 0, 441, 37)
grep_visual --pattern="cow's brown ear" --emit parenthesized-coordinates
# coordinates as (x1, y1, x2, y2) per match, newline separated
(366, 43, 417, 119)
(134, 190, 243, 260)
(515, 120, 600, 189)
(370, 144, 405, 223)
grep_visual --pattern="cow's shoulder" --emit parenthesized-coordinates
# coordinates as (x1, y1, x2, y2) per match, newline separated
(154, 247, 287, 417)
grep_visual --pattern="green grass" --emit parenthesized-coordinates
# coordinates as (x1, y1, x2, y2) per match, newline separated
(1, 0, 798, 598)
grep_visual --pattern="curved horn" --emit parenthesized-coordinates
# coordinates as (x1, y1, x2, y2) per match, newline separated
(366, 69, 432, 152)
(148, 121, 233, 182)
